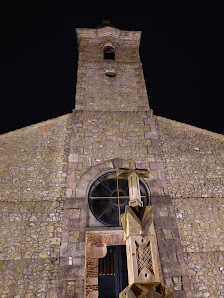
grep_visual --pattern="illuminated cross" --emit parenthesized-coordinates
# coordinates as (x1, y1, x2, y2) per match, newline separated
(117, 159, 149, 207)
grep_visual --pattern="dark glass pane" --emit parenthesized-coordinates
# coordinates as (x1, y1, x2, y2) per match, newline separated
(88, 171, 149, 227)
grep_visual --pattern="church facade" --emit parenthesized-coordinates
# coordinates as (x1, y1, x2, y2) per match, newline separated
(0, 24, 224, 298)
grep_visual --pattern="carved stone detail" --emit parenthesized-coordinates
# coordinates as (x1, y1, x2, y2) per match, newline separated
(119, 282, 174, 298)
(119, 160, 174, 297)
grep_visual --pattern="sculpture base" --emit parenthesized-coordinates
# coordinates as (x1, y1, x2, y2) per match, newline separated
(119, 282, 174, 298)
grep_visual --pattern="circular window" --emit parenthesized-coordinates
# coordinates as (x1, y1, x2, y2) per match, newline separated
(88, 171, 149, 227)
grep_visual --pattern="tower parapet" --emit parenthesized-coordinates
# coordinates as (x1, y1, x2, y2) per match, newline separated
(75, 24, 149, 112)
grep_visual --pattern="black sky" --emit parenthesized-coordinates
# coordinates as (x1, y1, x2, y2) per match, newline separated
(0, 1, 223, 135)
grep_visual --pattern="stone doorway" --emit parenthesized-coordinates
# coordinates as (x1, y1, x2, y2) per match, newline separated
(86, 230, 126, 297)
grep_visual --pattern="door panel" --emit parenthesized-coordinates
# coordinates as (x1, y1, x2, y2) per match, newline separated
(98, 245, 128, 298)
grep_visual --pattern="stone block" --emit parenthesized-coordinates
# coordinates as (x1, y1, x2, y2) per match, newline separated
(69, 208, 81, 219)
(60, 242, 85, 257)
(147, 146, 156, 154)
(66, 189, 73, 198)
(64, 197, 85, 209)
(39, 251, 48, 258)
(155, 152, 162, 161)
(173, 291, 186, 298)
(67, 281, 75, 295)
(163, 228, 173, 239)
(150, 124, 157, 132)
(158, 170, 166, 179)
(149, 187, 162, 196)
(145, 131, 158, 139)
(76, 187, 87, 197)
(158, 206, 168, 217)
(70, 146, 84, 154)
(57, 281, 67, 297)
(69, 231, 80, 243)
(68, 217, 86, 230)
(72, 120, 83, 127)
(11, 252, 22, 260)
(149, 162, 164, 170)
(68, 153, 79, 162)
(66, 170, 76, 189)
(68, 162, 83, 171)
(151, 196, 172, 207)
(151, 138, 160, 150)
(61, 231, 69, 242)
(72, 257, 85, 266)
(112, 158, 123, 168)
(58, 265, 85, 280)
(144, 118, 153, 126)
(138, 106, 150, 111)
(46, 291, 57, 298)
(147, 179, 159, 188)
(157, 239, 178, 255)
(59, 256, 69, 266)
(50, 238, 61, 245)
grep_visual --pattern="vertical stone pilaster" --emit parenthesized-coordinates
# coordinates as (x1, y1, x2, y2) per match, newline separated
(58, 113, 87, 297)
(151, 197, 193, 298)
(57, 197, 86, 297)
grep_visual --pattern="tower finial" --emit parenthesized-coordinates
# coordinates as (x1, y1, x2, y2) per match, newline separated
(97, 20, 116, 29)
(102, 19, 110, 26)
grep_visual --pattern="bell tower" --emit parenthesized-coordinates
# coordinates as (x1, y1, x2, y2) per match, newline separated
(75, 21, 149, 112)
(57, 22, 193, 298)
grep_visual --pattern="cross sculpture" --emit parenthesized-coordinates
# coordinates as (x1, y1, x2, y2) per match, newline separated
(117, 159, 149, 208)
(118, 159, 174, 298)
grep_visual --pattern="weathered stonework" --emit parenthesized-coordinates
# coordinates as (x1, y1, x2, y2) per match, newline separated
(157, 116, 224, 198)
(0, 115, 72, 297)
(86, 230, 126, 297)
(173, 197, 224, 298)
(157, 117, 224, 297)
(71, 110, 164, 188)
(75, 27, 149, 112)
(1, 23, 223, 298)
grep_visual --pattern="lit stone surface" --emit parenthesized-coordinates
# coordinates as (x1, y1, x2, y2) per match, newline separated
(157, 116, 224, 198)
(173, 197, 224, 297)
(0, 115, 72, 296)
(1, 23, 224, 298)
(157, 116, 224, 297)
(75, 26, 149, 112)
(73, 110, 153, 184)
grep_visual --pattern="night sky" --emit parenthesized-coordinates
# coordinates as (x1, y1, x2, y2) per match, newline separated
(0, 1, 223, 135)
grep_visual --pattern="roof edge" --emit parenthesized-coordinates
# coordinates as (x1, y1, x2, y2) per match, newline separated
(156, 115, 224, 141)
(0, 113, 72, 137)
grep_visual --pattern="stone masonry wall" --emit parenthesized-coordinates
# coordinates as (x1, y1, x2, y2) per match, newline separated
(157, 116, 224, 297)
(66, 110, 169, 198)
(174, 197, 224, 297)
(75, 58, 149, 112)
(157, 116, 224, 198)
(75, 28, 149, 112)
(0, 115, 72, 297)
(73, 110, 152, 184)
(59, 110, 192, 297)
(57, 111, 167, 297)
(58, 26, 193, 297)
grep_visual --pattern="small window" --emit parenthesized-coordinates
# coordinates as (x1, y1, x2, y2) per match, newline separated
(105, 69, 116, 77)
(104, 43, 115, 60)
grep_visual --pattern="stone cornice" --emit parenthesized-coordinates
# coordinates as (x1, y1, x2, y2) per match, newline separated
(76, 26, 141, 44)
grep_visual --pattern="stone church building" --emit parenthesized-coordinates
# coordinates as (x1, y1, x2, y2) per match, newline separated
(0, 23, 224, 298)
